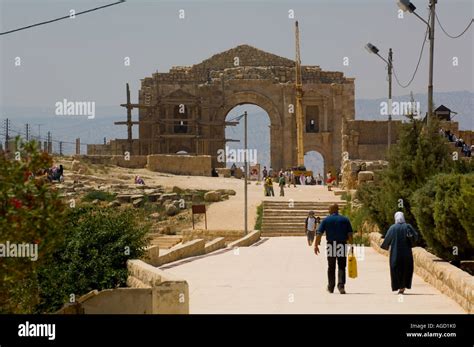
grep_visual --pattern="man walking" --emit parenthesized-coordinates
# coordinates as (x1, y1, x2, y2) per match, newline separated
(314, 203, 353, 294)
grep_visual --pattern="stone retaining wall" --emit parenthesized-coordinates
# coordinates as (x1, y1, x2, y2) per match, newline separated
(154, 239, 206, 267)
(204, 237, 226, 254)
(57, 259, 189, 314)
(147, 154, 212, 176)
(73, 155, 147, 168)
(369, 232, 472, 313)
(227, 230, 261, 248)
(143, 245, 160, 267)
(182, 229, 246, 244)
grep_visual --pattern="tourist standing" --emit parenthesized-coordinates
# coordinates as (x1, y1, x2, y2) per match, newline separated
(300, 173, 306, 185)
(262, 166, 268, 179)
(278, 173, 286, 196)
(314, 203, 353, 294)
(317, 172, 323, 185)
(305, 211, 317, 246)
(380, 212, 419, 294)
(267, 176, 275, 196)
(263, 176, 269, 196)
(290, 171, 296, 187)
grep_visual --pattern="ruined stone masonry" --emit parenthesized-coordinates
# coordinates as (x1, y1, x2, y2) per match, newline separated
(88, 44, 433, 176)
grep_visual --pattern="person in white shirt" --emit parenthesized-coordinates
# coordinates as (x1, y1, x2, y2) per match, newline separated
(305, 211, 317, 246)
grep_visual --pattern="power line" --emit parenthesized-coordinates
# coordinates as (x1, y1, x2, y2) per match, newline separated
(435, 12, 473, 39)
(0, 0, 125, 36)
(392, 12, 430, 89)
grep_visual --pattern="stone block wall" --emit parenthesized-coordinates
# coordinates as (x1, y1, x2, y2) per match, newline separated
(182, 229, 246, 243)
(73, 155, 148, 168)
(147, 154, 212, 176)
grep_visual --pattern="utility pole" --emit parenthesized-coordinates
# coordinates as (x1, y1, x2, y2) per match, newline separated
(34, 123, 44, 142)
(25, 123, 30, 142)
(294, 21, 305, 167)
(47, 131, 52, 154)
(427, 0, 436, 125)
(59, 141, 63, 156)
(388, 48, 393, 149)
(244, 111, 248, 235)
(76, 138, 81, 155)
(4, 118, 9, 151)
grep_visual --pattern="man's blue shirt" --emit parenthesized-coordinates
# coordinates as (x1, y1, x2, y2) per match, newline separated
(316, 213, 353, 242)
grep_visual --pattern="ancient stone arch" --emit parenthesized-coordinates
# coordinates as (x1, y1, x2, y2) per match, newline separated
(135, 44, 355, 172)
(214, 91, 283, 168)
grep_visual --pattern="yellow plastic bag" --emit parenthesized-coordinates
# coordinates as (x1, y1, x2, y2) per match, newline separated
(348, 246, 358, 279)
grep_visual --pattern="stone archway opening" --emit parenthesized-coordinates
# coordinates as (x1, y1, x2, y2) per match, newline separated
(224, 104, 271, 172)
(304, 150, 325, 183)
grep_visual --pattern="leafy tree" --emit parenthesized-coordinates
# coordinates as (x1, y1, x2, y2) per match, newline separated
(356, 117, 456, 235)
(0, 139, 65, 313)
(411, 173, 474, 261)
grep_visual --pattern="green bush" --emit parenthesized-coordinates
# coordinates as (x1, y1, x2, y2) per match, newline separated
(0, 139, 65, 313)
(411, 173, 474, 261)
(36, 207, 149, 313)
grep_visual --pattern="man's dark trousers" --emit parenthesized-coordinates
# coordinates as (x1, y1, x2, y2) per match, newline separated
(326, 241, 347, 290)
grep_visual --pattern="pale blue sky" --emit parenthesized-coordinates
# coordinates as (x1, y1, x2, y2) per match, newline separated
(1, 0, 472, 108)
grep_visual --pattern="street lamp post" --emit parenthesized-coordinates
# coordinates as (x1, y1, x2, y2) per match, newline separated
(397, 0, 436, 125)
(365, 43, 393, 149)
(244, 111, 248, 235)
(232, 111, 249, 235)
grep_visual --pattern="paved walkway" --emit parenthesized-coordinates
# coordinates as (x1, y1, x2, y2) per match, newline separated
(161, 237, 465, 314)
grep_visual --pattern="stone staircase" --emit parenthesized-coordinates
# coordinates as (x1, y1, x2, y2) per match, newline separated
(149, 235, 183, 249)
(261, 200, 346, 236)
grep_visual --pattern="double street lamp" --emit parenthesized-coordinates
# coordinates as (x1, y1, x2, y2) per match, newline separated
(233, 111, 249, 235)
(397, 0, 437, 125)
(365, 43, 393, 149)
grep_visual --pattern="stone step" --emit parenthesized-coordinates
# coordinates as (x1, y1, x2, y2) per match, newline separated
(261, 232, 307, 236)
(263, 201, 345, 205)
(262, 204, 345, 209)
(263, 211, 327, 216)
(149, 235, 183, 249)
(262, 226, 305, 233)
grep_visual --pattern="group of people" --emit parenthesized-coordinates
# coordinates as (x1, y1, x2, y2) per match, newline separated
(46, 164, 64, 183)
(440, 128, 473, 157)
(310, 204, 419, 295)
(261, 166, 338, 197)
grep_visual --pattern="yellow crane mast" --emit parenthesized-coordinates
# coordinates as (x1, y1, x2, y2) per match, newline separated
(294, 21, 305, 167)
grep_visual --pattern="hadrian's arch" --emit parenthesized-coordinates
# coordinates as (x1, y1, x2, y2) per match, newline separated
(135, 44, 355, 172)
(214, 91, 283, 170)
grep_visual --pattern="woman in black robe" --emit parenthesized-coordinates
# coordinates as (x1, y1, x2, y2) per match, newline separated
(381, 212, 419, 294)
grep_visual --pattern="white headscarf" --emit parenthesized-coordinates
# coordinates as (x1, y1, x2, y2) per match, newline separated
(395, 211, 405, 224)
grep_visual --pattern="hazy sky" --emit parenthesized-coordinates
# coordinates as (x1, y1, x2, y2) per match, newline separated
(1, 0, 473, 108)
